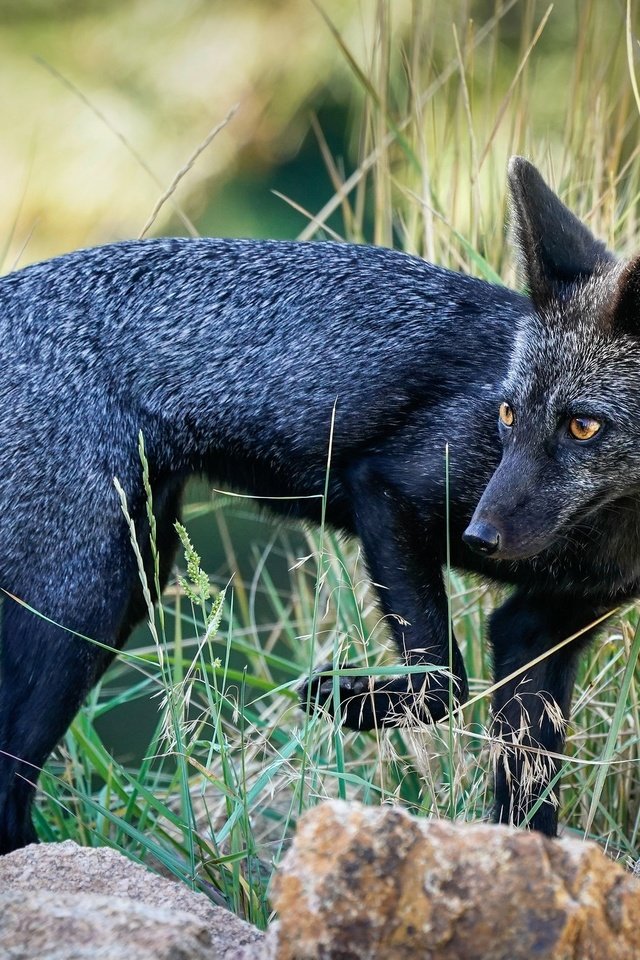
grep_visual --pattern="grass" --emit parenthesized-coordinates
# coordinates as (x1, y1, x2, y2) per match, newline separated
(28, 0, 640, 930)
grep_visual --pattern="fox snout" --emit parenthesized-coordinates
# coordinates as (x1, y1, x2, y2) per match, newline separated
(462, 454, 554, 562)
(463, 506, 535, 561)
(462, 519, 502, 557)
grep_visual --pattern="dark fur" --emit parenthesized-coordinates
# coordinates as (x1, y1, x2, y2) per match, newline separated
(0, 159, 635, 853)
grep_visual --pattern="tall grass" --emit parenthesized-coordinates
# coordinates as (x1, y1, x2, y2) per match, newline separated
(35, 0, 640, 927)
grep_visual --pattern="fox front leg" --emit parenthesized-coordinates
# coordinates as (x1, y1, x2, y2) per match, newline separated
(301, 459, 468, 730)
(489, 591, 606, 835)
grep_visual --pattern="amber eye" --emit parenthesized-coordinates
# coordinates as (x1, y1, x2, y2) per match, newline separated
(499, 401, 515, 427)
(568, 416, 602, 441)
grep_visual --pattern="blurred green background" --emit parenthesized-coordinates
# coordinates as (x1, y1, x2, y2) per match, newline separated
(1, 0, 638, 266)
(0, 0, 361, 259)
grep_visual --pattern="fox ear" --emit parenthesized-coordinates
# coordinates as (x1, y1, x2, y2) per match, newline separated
(508, 157, 615, 309)
(607, 255, 640, 336)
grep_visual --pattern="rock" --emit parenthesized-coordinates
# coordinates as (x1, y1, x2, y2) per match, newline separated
(0, 890, 225, 960)
(0, 840, 264, 959)
(268, 800, 640, 960)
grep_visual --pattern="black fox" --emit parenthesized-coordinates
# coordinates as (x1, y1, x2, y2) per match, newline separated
(0, 157, 633, 854)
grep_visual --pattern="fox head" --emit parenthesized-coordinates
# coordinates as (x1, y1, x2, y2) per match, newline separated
(464, 157, 640, 562)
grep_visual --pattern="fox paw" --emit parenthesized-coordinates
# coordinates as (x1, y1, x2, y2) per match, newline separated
(299, 662, 377, 729)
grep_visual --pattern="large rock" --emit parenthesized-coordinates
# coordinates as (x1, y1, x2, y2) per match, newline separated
(0, 839, 264, 959)
(0, 890, 231, 960)
(269, 800, 640, 960)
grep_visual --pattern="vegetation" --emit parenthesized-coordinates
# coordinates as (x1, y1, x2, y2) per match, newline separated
(23, 0, 640, 930)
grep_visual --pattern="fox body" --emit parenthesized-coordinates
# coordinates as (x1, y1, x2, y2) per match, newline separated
(0, 158, 636, 854)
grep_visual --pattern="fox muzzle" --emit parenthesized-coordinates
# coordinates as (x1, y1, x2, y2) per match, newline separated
(463, 451, 557, 561)
(462, 520, 501, 557)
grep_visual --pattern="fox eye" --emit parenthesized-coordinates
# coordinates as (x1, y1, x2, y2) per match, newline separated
(568, 416, 601, 441)
(499, 401, 515, 427)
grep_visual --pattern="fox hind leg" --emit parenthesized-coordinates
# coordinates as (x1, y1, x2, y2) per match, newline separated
(0, 595, 122, 853)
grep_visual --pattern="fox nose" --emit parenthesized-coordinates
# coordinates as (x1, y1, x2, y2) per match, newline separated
(462, 520, 501, 557)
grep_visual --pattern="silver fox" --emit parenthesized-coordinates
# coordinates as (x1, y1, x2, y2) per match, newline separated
(0, 156, 633, 853)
